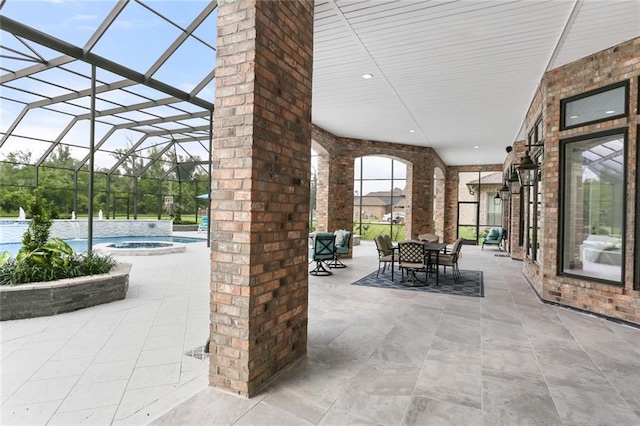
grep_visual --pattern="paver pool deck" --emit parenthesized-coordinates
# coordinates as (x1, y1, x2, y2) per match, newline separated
(2, 234, 640, 425)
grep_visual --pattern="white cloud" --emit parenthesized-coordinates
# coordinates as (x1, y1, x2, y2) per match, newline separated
(70, 14, 98, 21)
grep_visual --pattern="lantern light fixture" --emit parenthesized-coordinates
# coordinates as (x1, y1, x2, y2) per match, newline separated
(517, 150, 538, 187)
(499, 181, 510, 201)
(508, 167, 521, 194)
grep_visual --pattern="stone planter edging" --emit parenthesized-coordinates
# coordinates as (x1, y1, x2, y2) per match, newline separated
(0, 263, 132, 321)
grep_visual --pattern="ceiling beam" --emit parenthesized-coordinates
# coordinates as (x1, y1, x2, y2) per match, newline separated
(0, 15, 214, 111)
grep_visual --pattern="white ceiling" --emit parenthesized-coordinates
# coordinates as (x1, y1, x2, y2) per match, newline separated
(312, 0, 640, 166)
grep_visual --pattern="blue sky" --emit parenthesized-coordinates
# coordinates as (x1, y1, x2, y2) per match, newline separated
(0, 1, 217, 170)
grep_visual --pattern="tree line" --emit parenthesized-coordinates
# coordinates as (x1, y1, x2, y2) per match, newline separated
(0, 144, 208, 221)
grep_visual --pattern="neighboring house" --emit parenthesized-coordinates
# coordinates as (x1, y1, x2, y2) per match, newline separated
(354, 188, 405, 220)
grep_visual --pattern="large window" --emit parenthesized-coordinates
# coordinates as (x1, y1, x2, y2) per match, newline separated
(560, 81, 628, 130)
(458, 170, 503, 243)
(636, 124, 640, 291)
(526, 118, 543, 262)
(353, 156, 407, 241)
(560, 130, 626, 284)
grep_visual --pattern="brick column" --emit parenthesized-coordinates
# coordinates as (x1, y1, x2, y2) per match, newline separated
(315, 152, 330, 232)
(210, 0, 314, 397)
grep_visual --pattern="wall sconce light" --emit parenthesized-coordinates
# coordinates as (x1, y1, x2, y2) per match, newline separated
(508, 167, 521, 194)
(499, 181, 510, 201)
(493, 192, 502, 205)
(517, 150, 538, 187)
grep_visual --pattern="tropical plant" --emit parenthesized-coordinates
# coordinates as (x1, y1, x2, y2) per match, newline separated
(20, 188, 52, 254)
(0, 190, 117, 286)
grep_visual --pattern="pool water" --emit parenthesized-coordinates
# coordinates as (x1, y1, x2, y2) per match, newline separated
(0, 236, 206, 258)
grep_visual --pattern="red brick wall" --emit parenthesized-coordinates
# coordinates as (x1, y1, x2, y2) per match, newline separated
(522, 36, 640, 323)
(210, 0, 314, 397)
(505, 141, 527, 261)
(311, 125, 447, 241)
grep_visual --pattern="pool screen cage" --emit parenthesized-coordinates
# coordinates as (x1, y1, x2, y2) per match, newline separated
(0, 0, 217, 228)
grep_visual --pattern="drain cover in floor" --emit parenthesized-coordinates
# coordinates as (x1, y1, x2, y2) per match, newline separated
(184, 345, 209, 360)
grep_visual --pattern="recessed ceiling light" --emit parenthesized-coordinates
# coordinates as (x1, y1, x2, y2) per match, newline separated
(605, 110, 616, 114)
(409, 130, 415, 133)
(569, 115, 579, 119)
(362, 73, 373, 79)
(474, 145, 479, 149)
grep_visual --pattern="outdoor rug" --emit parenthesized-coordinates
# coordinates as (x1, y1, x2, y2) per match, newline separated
(351, 269, 484, 297)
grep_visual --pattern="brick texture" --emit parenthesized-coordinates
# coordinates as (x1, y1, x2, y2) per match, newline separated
(516, 36, 640, 324)
(311, 125, 448, 241)
(210, 0, 314, 397)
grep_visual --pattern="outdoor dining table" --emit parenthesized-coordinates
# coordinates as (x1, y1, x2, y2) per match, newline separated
(423, 242, 448, 286)
(391, 241, 448, 285)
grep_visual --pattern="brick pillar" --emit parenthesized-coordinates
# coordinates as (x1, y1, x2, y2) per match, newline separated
(407, 162, 434, 240)
(326, 155, 354, 233)
(434, 167, 445, 242)
(210, 0, 314, 397)
(315, 152, 330, 232)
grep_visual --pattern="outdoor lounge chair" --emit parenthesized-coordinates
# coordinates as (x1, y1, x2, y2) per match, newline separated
(482, 227, 504, 250)
(197, 216, 209, 233)
(327, 229, 351, 268)
(309, 232, 336, 276)
(398, 240, 427, 286)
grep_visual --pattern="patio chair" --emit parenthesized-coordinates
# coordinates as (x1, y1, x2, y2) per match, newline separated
(383, 234, 397, 252)
(327, 230, 351, 268)
(309, 232, 336, 276)
(398, 240, 427, 286)
(437, 238, 464, 282)
(482, 227, 504, 250)
(374, 235, 396, 277)
(197, 216, 209, 233)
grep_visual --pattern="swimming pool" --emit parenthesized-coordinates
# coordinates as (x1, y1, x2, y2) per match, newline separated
(0, 236, 206, 258)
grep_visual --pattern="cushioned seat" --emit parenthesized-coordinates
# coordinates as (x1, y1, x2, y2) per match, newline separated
(437, 238, 464, 282)
(197, 216, 208, 233)
(398, 240, 427, 286)
(482, 227, 504, 251)
(374, 235, 396, 277)
(309, 233, 335, 276)
(326, 229, 351, 268)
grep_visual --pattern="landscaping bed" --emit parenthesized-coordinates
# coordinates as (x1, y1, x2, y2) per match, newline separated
(0, 263, 131, 321)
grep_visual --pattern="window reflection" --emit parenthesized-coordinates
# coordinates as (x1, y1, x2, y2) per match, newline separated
(561, 132, 625, 283)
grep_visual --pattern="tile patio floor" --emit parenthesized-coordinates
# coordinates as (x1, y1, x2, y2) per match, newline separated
(2, 236, 640, 425)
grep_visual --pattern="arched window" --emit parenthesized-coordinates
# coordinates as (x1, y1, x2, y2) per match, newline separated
(353, 156, 406, 241)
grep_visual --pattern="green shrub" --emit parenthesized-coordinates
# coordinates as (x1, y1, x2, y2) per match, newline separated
(21, 189, 52, 254)
(0, 248, 116, 285)
(0, 189, 117, 286)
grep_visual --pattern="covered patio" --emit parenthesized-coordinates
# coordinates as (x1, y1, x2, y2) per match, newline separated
(2, 239, 640, 424)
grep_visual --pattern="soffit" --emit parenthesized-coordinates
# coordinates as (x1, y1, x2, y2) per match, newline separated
(312, 0, 640, 166)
